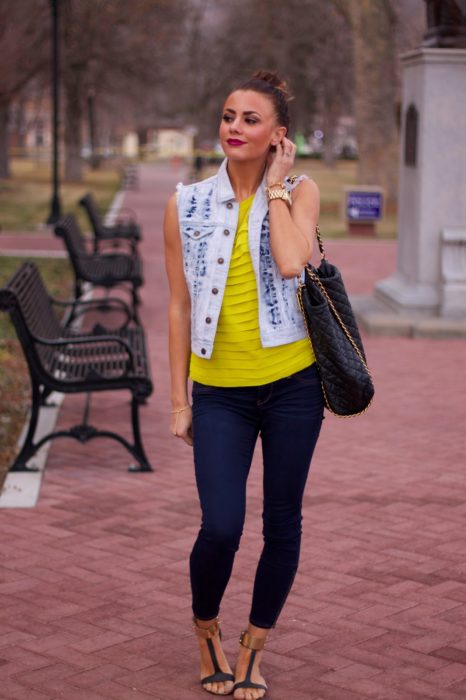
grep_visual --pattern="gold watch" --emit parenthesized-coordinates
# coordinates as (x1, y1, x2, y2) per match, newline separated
(265, 183, 292, 208)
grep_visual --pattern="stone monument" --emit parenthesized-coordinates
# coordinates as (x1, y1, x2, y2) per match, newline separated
(423, 0, 466, 48)
(353, 1, 466, 336)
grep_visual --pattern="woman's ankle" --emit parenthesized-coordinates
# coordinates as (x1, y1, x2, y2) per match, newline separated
(246, 622, 269, 639)
(193, 615, 219, 630)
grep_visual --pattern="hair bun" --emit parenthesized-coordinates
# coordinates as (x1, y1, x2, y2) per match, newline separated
(250, 70, 291, 101)
(238, 70, 292, 131)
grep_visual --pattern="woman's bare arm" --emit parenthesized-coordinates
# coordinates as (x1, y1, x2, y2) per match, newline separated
(163, 193, 193, 446)
(268, 177, 320, 278)
(266, 137, 320, 278)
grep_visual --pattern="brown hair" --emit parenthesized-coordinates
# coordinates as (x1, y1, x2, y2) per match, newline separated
(238, 70, 292, 132)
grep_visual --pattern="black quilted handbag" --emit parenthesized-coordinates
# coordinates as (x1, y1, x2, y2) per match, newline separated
(297, 227, 374, 417)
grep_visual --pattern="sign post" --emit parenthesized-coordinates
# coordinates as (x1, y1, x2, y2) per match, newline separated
(344, 186, 384, 237)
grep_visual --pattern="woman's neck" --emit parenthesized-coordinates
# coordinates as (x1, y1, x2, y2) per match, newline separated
(226, 158, 267, 202)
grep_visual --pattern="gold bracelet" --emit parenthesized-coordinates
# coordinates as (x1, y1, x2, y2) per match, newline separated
(170, 404, 191, 414)
(265, 185, 292, 207)
(266, 181, 284, 189)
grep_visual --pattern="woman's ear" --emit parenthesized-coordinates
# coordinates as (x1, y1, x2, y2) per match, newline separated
(271, 126, 287, 147)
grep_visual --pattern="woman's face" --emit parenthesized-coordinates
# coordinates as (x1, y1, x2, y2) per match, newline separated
(219, 90, 286, 162)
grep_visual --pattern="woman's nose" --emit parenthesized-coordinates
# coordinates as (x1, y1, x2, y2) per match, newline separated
(229, 119, 242, 134)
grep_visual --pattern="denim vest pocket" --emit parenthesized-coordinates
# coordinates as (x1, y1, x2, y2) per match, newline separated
(180, 223, 216, 293)
(181, 223, 216, 240)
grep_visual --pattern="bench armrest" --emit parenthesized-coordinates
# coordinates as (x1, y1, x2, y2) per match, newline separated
(95, 237, 137, 255)
(49, 295, 132, 326)
(114, 206, 138, 222)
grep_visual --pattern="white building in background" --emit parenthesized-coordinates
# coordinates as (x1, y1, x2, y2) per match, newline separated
(142, 127, 196, 159)
(122, 132, 139, 159)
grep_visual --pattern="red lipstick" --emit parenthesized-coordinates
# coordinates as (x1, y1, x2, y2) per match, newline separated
(227, 139, 246, 146)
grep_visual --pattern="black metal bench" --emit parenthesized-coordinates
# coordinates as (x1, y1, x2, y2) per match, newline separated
(55, 214, 143, 323)
(0, 261, 153, 473)
(79, 192, 141, 251)
(122, 163, 139, 191)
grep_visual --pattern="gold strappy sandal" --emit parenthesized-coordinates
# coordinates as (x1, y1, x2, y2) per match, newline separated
(193, 617, 235, 695)
(233, 630, 268, 697)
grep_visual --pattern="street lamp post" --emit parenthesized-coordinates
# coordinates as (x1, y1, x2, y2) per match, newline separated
(46, 0, 62, 225)
(87, 88, 100, 169)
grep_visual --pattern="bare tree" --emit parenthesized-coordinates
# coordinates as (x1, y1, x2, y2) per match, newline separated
(0, 0, 48, 177)
(331, 0, 425, 198)
(60, 0, 185, 181)
(351, 0, 399, 199)
(165, 0, 352, 157)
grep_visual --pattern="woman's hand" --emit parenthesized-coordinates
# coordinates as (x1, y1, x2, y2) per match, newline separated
(267, 137, 297, 185)
(170, 405, 193, 446)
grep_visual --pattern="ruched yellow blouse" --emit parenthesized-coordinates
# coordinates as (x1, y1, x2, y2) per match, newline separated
(189, 195, 315, 387)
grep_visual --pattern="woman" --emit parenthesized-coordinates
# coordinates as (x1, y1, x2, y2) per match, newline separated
(164, 71, 324, 700)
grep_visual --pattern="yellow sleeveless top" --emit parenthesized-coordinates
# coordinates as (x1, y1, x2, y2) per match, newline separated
(189, 195, 315, 387)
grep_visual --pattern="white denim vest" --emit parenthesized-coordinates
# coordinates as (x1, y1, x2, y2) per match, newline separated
(176, 158, 307, 359)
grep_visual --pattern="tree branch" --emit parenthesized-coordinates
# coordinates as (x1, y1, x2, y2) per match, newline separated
(329, 0, 352, 25)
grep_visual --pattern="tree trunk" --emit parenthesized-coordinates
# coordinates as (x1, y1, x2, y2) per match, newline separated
(0, 101, 10, 179)
(322, 98, 341, 167)
(64, 72, 83, 182)
(351, 0, 399, 201)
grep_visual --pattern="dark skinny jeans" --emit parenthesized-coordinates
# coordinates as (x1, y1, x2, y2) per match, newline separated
(190, 363, 324, 629)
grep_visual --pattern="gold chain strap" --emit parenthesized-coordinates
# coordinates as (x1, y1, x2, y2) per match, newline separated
(305, 267, 372, 378)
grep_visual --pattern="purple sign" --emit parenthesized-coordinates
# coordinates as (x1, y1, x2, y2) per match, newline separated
(347, 191, 383, 221)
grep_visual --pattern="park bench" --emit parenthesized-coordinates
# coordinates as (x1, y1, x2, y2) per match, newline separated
(55, 214, 143, 323)
(0, 261, 153, 473)
(122, 163, 139, 190)
(79, 192, 141, 251)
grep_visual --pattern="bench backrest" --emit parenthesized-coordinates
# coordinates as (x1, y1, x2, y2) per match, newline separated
(0, 262, 64, 381)
(54, 214, 88, 269)
(79, 193, 105, 238)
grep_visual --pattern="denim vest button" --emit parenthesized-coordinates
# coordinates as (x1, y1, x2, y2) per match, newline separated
(212, 288, 218, 294)
(217, 257, 224, 264)
(223, 229, 230, 236)
(194, 230, 200, 237)
(226, 202, 233, 209)
(205, 317, 212, 324)
(201, 348, 206, 355)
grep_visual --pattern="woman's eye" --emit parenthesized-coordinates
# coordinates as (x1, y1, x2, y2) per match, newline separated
(222, 115, 233, 122)
(246, 118, 257, 125)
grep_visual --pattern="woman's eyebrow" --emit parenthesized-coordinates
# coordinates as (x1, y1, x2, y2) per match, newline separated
(224, 108, 262, 117)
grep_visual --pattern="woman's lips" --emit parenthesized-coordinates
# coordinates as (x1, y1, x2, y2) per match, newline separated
(227, 139, 246, 146)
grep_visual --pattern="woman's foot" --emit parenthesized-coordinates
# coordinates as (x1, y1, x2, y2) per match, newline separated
(233, 626, 268, 700)
(193, 617, 235, 696)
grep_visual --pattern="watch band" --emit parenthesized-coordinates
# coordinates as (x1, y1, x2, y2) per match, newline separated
(265, 184, 292, 207)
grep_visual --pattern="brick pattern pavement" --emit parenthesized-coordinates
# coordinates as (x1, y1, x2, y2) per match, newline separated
(1, 162, 466, 699)
(0, 235, 65, 257)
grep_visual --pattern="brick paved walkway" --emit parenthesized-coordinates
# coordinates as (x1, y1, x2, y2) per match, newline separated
(1, 163, 466, 700)
(0, 234, 65, 257)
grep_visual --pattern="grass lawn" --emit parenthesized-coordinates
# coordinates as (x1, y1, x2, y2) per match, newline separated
(0, 257, 73, 486)
(0, 158, 121, 233)
(202, 158, 398, 239)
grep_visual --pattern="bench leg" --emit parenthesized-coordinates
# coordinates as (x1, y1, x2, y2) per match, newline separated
(9, 381, 42, 472)
(10, 389, 153, 474)
(131, 285, 142, 319)
(63, 280, 84, 328)
(127, 396, 153, 473)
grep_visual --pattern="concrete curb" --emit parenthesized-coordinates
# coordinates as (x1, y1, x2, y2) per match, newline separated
(0, 392, 65, 508)
(352, 294, 466, 339)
